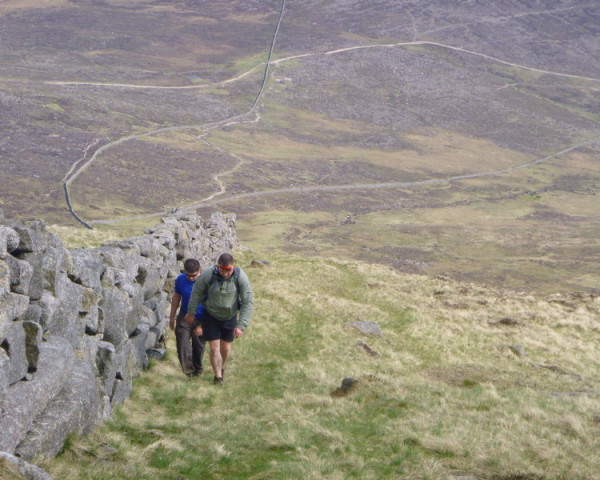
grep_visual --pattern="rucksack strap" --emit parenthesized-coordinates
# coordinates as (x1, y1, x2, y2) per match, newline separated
(204, 266, 240, 302)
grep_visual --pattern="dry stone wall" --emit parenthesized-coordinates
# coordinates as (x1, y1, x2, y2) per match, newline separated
(0, 209, 240, 463)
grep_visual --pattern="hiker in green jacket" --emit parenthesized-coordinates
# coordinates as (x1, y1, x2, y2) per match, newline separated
(185, 253, 253, 385)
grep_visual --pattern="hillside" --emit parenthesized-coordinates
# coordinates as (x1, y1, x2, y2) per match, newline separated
(1, 0, 599, 294)
(2, 2, 600, 478)
(44, 252, 600, 479)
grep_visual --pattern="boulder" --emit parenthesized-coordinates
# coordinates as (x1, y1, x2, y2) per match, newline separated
(110, 343, 135, 407)
(0, 225, 19, 259)
(135, 257, 165, 301)
(37, 290, 60, 331)
(129, 324, 150, 370)
(96, 341, 118, 397)
(69, 248, 105, 292)
(5, 255, 34, 297)
(345, 320, 383, 337)
(0, 336, 73, 454)
(0, 452, 53, 480)
(0, 290, 29, 341)
(250, 259, 271, 268)
(50, 274, 83, 347)
(21, 303, 42, 323)
(15, 358, 101, 460)
(41, 240, 71, 295)
(99, 287, 131, 346)
(10, 223, 45, 254)
(4, 321, 28, 385)
(20, 251, 45, 300)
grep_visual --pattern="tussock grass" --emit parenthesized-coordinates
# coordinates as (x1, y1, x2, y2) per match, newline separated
(48, 220, 160, 249)
(45, 252, 600, 479)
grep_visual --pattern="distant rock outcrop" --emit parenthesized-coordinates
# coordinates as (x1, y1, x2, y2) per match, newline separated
(0, 209, 240, 466)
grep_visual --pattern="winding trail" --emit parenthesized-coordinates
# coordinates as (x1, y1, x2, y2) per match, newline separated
(54, 0, 600, 226)
(89, 135, 600, 225)
(63, 0, 287, 227)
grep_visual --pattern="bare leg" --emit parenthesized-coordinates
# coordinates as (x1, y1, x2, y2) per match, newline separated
(208, 339, 222, 378)
(219, 340, 232, 375)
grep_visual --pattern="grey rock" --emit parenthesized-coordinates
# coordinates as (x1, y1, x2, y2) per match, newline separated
(146, 348, 166, 360)
(250, 259, 271, 268)
(83, 306, 101, 335)
(331, 377, 360, 397)
(129, 235, 170, 261)
(41, 242, 71, 295)
(509, 344, 526, 357)
(110, 344, 135, 407)
(0, 225, 20, 258)
(38, 290, 60, 331)
(21, 303, 43, 323)
(0, 290, 29, 341)
(15, 358, 101, 460)
(136, 257, 165, 301)
(129, 324, 150, 370)
(345, 320, 383, 337)
(50, 274, 83, 347)
(0, 451, 53, 480)
(99, 287, 131, 346)
(80, 286, 102, 314)
(4, 321, 28, 385)
(21, 252, 45, 301)
(11, 224, 45, 254)
(96, 341, 117, 396)
(70, 248, 106, 292)
(5, 254, 34, 296)
(0, 336, 73, 453)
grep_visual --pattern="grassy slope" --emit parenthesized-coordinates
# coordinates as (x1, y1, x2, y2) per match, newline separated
(45, 251, 600, 480)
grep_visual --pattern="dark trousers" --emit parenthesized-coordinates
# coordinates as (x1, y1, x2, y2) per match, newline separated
(175, 310, 206, 374)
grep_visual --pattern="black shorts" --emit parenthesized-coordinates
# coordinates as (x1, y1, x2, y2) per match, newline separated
(201, 310, 237, 343)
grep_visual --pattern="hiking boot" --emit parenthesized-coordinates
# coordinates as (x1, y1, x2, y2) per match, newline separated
(192, 367, 203, 377)
(213, 376, 224, 385)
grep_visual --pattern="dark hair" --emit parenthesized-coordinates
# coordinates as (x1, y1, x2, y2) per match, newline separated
(217, 253, 234, 266)
(183, 258, 201, 273)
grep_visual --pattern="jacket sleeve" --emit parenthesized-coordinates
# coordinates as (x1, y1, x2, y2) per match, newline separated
(237, 269, 254, 330)
(187, 270, 210, 319)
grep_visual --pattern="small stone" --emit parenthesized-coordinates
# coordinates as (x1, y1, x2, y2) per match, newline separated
(250, 259, 271, 268)
(345, 320, 382, 337)
(356, 340, 379, 357)
(509, 344, 526, 357)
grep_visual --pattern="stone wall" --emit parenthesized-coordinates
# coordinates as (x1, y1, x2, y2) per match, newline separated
(0, 209, 240, 464)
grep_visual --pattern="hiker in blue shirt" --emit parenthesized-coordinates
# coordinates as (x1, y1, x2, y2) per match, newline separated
(169, 258, 206, 377)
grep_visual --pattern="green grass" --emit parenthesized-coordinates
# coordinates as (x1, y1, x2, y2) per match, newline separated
(44, 252, 600, 479)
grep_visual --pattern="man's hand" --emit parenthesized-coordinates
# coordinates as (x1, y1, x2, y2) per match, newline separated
(193, 325, 203, 336)
(169, 318, 175, 330)
(233, 328, 244, 339)
(184, 313, 195, 325)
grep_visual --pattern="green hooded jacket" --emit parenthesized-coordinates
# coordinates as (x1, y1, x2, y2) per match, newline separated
(187, 265, 253, 330)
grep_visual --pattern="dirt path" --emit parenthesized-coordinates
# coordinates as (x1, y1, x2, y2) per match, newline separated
(89, 135, 600, 225)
